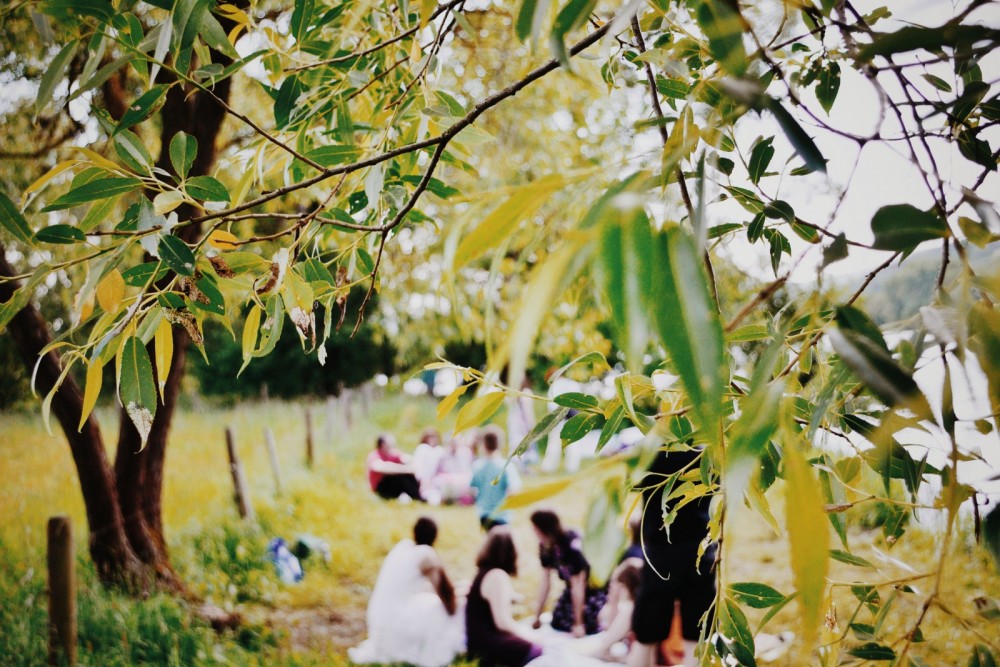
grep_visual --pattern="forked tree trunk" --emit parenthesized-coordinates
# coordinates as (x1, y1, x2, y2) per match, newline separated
(112, 59, 234, 588)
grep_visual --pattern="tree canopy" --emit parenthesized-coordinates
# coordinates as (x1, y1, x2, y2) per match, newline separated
(2, 0, 1000, 662)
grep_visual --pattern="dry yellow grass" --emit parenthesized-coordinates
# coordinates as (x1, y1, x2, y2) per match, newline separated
(1, 395, 997, 665)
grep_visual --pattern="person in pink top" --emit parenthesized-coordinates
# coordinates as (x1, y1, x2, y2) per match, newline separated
(367, 434, 423, 501)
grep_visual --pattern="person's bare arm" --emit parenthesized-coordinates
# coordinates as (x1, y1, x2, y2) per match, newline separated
(482, 570, 536, 643)
(368, 458, 414, 474)
(569, 571, 586, 636)
(532, 568, 551, 628)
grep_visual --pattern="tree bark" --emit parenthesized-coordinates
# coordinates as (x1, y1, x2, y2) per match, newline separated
(113, 57, 234, 587)
(0, 246, 147, 587)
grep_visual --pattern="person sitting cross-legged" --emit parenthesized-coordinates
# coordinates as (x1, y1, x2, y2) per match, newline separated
(348, 517, 464, 667)
(366, 433, 423, 501)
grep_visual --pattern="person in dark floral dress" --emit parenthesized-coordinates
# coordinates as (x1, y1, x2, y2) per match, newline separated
(529, 509, 607, 636)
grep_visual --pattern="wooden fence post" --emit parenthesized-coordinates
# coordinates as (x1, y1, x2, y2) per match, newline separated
(47, 515, 76, 666)
(225, 427, 256, 522)
(304, 407, 315, 468)
(263, 427, 284, 496)
(325, 395, 337, 446)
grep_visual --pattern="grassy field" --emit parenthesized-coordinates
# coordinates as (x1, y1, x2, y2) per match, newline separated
(1, 392, 997, 665)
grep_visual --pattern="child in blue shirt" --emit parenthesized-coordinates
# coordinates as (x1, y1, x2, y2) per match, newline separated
(470, 426, 522, 530)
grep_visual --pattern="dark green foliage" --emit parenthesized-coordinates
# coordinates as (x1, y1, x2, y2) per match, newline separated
(190, 289, 395, 399)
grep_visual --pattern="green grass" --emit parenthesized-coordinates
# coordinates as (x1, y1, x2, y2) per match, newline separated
(2, 394, 998, 665)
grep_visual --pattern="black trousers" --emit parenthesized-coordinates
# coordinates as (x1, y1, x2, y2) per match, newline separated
(375, 473, 422, 501)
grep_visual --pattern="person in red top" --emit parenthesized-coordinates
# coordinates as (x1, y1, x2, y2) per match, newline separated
(367, 434, 424, 501)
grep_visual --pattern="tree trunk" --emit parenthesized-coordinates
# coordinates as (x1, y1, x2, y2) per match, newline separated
(0, 246, 148, 587)
(112, 61, 233, 587)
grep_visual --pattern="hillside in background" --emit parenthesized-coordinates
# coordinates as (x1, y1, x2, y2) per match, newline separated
(852, 245, 1000, 326)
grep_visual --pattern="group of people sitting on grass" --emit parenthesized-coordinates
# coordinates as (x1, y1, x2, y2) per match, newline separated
(351, 443, 720, 667)
(365, 426, 522, 518)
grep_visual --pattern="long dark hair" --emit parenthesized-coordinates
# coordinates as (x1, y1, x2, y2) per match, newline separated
(476, 526, 518, 576)
(530, 509, 566, 545)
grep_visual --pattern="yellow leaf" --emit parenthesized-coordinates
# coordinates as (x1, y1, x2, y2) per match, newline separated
(25, 160, 78, 195)
(208, 229, 240, 250)
(419, 0, 436, 28)
(410, 35, 422, 64)
(784, 439, 830, 656)
(154, 317, 173, 402)
(453, 176, 565, 268)
(153, 190, 185, 215)
(436, 383, 469, 421)
(242, 304, 262, 359)
(453, 390, 506, 435)
(79, 357, 103, 431)
(501, 478, 574, 510)
(75, 147, 122, 174)
(79, 294, 95, 323)
(96, 269, 125, 313)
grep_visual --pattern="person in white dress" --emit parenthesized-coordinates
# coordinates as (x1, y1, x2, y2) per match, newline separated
(348, 517, 464, 667)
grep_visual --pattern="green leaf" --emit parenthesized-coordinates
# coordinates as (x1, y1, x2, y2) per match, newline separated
(763, 199, 794, 222)
(42, 176, 142, 211)
(655, 76, 689, 100)
(304, 144, 362, 167)
(158, 235, 196, 276)
(598, 197, 653, 372)
(172, 0, 210, 74)
(719, 598, 756, 667)
(846, 642, 896, 661)
(115, 85, 168, 135)
(765, 98, 827, 173)
(35, 40, 78, 115)
(784, 443, 829, 652)
(646, 226, 726, 440)
(969, 644, 998, 667)
(34, 224, 85, 244)
(169, 131, 198, 180)
(114, 130, 154, 173)
(726, 380, 783, 503)
(291, 0, 315, 41)
(728, 583, 786, 609)
(969, 302, 1000, 439)
(553, 392, 599, 410)
(560, 412, 603, 444)
(727, 324, 768, 343)
(596, 404, 625, 452)
(829, 327, 933, 419)
(958, 129, 996, 171)
(222, 252, 271, 274)
(119, 335, 158, 447)
(922, 73, 952, 93)
(549, 0, 598, 68)
(816, 62, 841, 114)
(0, 191, 35, 246)
(708, 222, 742, 239)
(122, 262, 168, 287)
(515, 0, 548, 43)
(185, 175, 230, 203)
(511, 407, 569, 459)
(191, 275, 225, 315)
(454, 391, 506, 435)
(41, 0, 114, 22)
(748, 137, 774, 185)
(583, 482, 626, 586)
(870, 204, 949, 252)
(822, 232, 849, 267)
(696, 0, 747, 76)
(829, 548, 874, 568)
